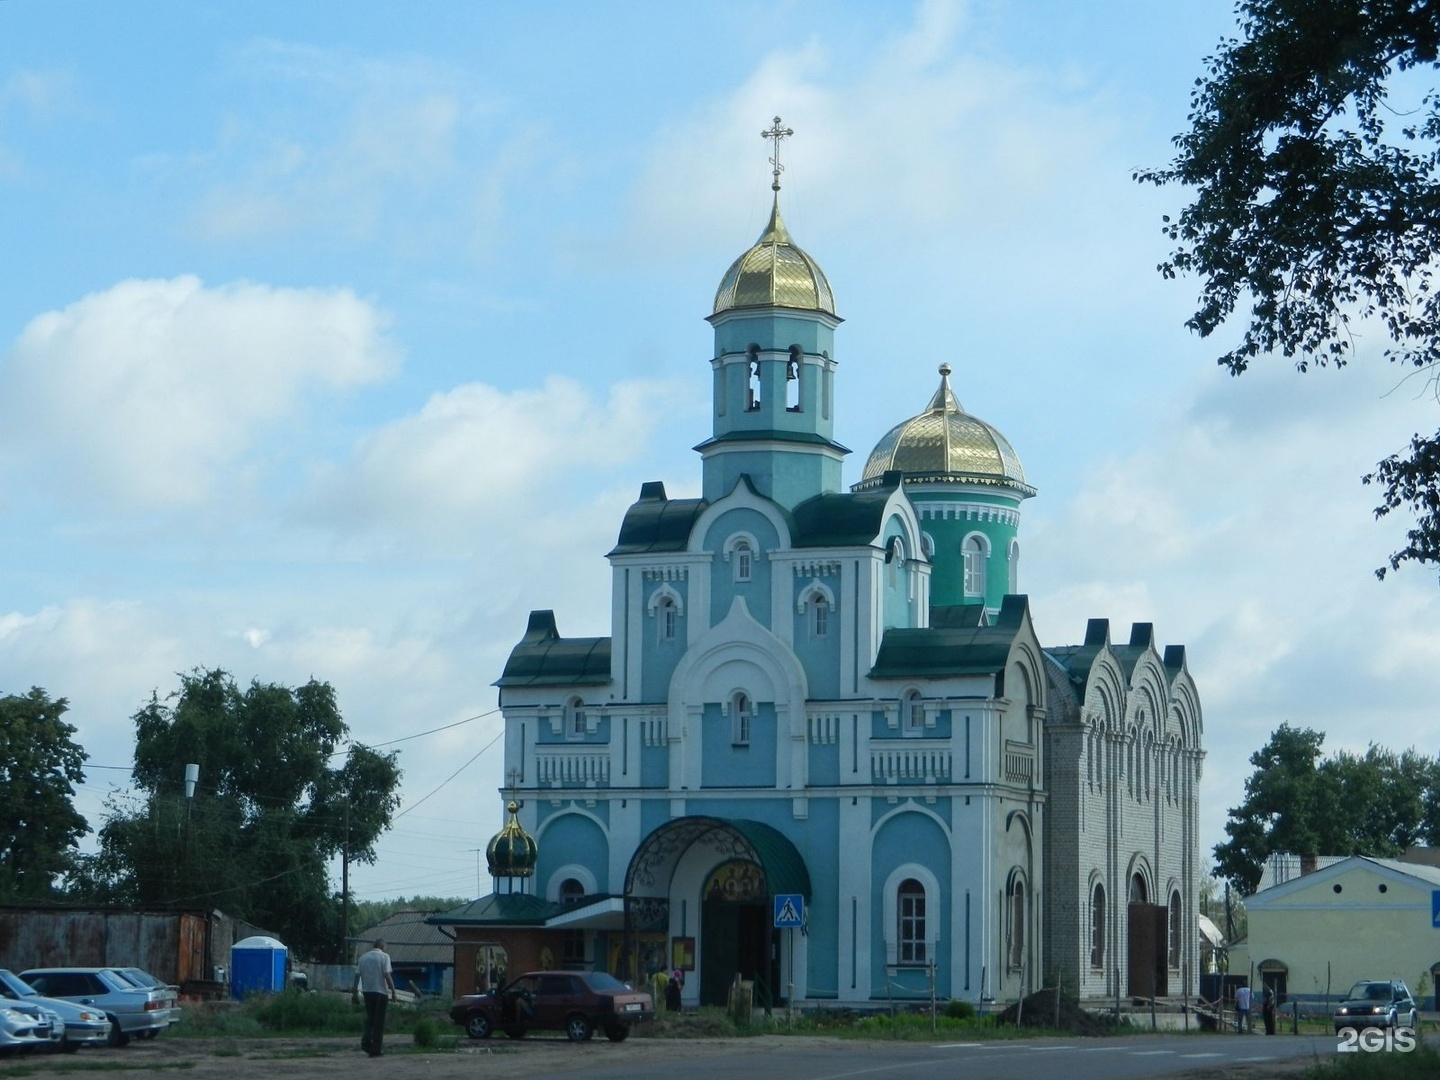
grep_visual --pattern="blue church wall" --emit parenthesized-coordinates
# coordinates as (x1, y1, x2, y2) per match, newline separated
(802, 797, 840, 999)
(808, 740, 840, 786)
(791, 579, 840, 699)
(712, 315, 832, 357)
(535, 714, 609, 745)
(869, 808, 951, 998)
(535, 811, 609, 891)
(640, 741, 669, 787)
(868, 709, 890, 740)
(641, 632, 685, 702)
(700, 701, 777, 787)
(881, 515, 916, 629)
(706, 508, 780, 628)
(640, 799, 672, 848)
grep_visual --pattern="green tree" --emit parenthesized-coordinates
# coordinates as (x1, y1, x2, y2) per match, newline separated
(0, 688, 88, 900)
(1214, 722, 1438, 894)
(75, 669, 400, 959)
(1137, 0, 1440, 578)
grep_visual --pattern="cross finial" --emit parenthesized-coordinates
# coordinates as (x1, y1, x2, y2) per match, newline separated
(762, 116, 794, 192)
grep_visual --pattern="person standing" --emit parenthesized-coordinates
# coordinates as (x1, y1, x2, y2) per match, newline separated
(1234, 983, 1252, 1034)
(351, 939, 397, 1057)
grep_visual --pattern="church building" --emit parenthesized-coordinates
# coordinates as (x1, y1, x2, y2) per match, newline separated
(433, 122, 1204, 1008)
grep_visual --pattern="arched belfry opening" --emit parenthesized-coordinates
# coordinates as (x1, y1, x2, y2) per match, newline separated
(622, 817, 811, 1007)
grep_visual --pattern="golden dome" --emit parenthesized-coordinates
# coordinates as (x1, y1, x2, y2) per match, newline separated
(485, 801, 537, 879)
(856, 365, 1035, 495)
(713, 197, 836, 316)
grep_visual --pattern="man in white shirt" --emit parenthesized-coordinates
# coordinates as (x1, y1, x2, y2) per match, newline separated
(1234, 983, 1252, 1033)
(351, 939, 397, 1057)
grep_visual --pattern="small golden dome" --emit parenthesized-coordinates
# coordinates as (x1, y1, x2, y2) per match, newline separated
(485, 800, 537, 879)
(713, 197, 836, 316)
(856, 364, 1035, 495)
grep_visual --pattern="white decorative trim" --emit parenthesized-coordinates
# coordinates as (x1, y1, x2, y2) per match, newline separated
(642, 565, 689, 582)
(547, 863, 599, 901)
(646, 582, 685, 616)
(915, 502, 1021, 526)
(882, 862, 941, 967)
(721, 531, 760, 562)
(795, 578, 836, 614)
(792, 559, 841, 578)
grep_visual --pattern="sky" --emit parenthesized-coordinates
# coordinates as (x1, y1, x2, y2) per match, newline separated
(3, 0, 1439, 905)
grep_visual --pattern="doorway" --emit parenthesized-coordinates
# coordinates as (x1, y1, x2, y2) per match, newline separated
(701, 898, 776, 1007)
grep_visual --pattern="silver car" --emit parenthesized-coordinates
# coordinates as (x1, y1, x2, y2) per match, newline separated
(0, 970, 109, 1052)
(18, 968, 170, 1046)
(0, 997, 61, 1056)
(108, 968, 181, 1032)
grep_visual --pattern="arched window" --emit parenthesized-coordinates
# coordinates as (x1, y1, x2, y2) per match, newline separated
(903, 689, 924, 735)
(1129, 872, 1148, 905)
(812, 592, 829, 637)
(565, 697, 587, 739)
(1168, 891, 1182, 969)
(963, 534, 987, 598)
(746, 346, 761, 411)
(734, 540, 753, 582)
(559, 878, 587, 966)
(1008, 876, 1026, 970)
(1090, 883, 1106, 969)
(886, 537, 904, 589)
(657, 595, 678, 641)
(786, 346, 802, 412)
(1008, 538, 1020, 593)
(560, 878, 585, 905)
(731, 692, 751, 746)
(898, 879, 926, 964)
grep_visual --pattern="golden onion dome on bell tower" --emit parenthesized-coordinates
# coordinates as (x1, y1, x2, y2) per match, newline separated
(712, 116, 836, 317)
(485, 800, 537, 879)
(712, 197, 837, 316)
(855, 364, 1035, 496)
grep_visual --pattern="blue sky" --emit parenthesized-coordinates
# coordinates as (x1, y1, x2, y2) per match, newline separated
(4, 0, 1439, 903)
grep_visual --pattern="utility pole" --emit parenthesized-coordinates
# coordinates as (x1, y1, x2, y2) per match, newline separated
(341, 798, 350, 962)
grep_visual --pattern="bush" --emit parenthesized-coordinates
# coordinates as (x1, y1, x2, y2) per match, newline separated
(412, 1016, 442, 1049)
(250, 989, 363, 1034)
(944, 999, 975, 1020)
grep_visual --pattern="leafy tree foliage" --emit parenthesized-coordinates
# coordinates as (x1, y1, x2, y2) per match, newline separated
(1137, 0, 1440, 577)
(74, 669, 400, 959)
(349, 895, 469, 936)
(0, 688, 88, 900)
(1214, 722, 1440, 894)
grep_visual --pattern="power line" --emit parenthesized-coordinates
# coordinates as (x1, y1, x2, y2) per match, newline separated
(393, 728, 504, 820)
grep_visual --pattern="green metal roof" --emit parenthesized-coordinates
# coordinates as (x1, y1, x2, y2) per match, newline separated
(622, 816, 812, 900)
(495, 610, 611, 688)
(692, 429, 851, 453)
(608, 481, 708, 556)
(869, 594, 1031, 679)
(425, 891, 620, 928)
(790, 483, 898, 548)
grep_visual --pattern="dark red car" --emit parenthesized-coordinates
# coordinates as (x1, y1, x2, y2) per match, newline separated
(450, 971, 653, 1042)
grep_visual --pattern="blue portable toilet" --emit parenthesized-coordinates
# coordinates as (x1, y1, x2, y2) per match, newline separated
(230, 935, 288, 999)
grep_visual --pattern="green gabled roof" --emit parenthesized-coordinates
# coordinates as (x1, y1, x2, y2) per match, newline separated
(1045, 618, 1111, 692)
(692, 429, 851, 453)
(930, 604, 987, 629)
(869, 594, 1030, 679)
(791, 482, 899, 548)
(609, 481, 708, 556)
(495, 610, 611, 688)
(1110, 622, 1154, 681)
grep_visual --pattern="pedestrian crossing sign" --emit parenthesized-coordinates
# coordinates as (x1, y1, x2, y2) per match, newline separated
(774, 894, 804, 928)
(1432, 890, 1440, 929)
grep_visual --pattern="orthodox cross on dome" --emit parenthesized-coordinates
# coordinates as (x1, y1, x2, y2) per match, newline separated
(762, 115, 794, 192)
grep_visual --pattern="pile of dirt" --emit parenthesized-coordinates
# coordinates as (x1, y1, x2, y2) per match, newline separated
(994, 989, 1117, 1036)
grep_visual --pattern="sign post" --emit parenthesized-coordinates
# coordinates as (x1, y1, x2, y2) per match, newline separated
(774, 894, 804, 1020)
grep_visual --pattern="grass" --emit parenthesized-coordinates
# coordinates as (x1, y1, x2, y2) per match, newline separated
(1303, 1041, 1440, 1079)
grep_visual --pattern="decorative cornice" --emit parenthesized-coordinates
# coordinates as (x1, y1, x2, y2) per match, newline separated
(914, 502, 1021, 526)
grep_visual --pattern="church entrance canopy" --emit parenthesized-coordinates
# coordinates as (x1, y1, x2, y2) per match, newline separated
(623, 816, 811, 900)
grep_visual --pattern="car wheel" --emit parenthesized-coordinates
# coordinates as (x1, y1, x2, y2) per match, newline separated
(105, 1018, 130, 1048)
(504, 1027, 526, 1039)
(566, 1014, 593, 1042)
(465, 1013, 492, 1039)
(604, 1023, 630, 1042)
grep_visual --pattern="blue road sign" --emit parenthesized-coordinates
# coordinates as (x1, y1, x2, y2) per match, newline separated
(774, 893, 804, 929)
(1432, 890, 1440, 929)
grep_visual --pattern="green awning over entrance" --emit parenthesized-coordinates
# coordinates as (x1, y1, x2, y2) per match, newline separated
(623, 816, 811, 900)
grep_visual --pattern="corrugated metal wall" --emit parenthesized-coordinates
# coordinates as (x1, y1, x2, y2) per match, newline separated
(0, 909, 237, 985)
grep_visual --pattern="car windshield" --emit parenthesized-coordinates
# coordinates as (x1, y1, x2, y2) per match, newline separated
(1347, 982, 1392, 1001)
(0, 970, 39, 1000)
(581, 972, 629, 992)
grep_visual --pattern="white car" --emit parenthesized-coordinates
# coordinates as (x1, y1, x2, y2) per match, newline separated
(0, 970, 109, 1051)
(0, 999, 61, 1056)
(19, 968, 170, 1046)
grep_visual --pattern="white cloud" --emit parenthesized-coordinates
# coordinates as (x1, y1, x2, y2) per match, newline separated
(298, 374, 683, 550)
(0, 276, 399, 510)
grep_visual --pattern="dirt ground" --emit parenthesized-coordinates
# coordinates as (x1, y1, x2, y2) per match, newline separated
(0, 1034, 1320, 1080)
